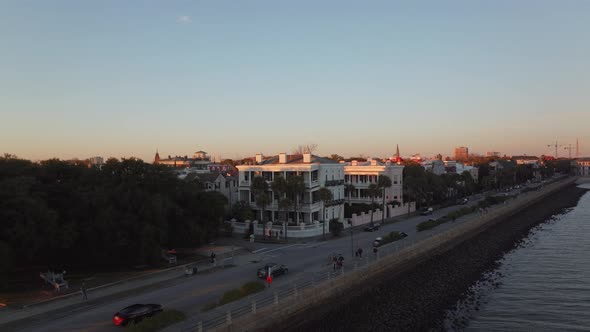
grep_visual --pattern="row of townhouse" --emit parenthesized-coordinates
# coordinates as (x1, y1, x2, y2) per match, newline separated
(235, 153, 405, 229)
(421, 159, 479, 181)
(576, 158, 590, 176)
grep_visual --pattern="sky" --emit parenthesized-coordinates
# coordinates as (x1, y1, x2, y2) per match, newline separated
(1, 0, 589, 162)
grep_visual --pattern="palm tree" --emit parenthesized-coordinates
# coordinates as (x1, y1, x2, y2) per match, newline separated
(286, 175, 305, 239)
(344, 183, 355, 210)
(377, 175, 392, 223)
(251, 176, 270, 238)
(271, 175, 289, 239)
(318, 187, 333, 239)
(367, 183, 380, 226)
(278, 197, 292, 238)
(271, 176, 287, 219)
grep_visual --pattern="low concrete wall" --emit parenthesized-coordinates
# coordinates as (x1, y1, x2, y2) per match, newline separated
(349, 202, 416, 227)
(223, 177, 577, 331)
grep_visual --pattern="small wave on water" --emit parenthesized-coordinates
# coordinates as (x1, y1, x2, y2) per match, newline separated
(443, 190, 590, 332)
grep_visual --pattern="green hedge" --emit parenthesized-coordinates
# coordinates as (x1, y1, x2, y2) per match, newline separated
(417, 194, 517, 232)
(416, 218, 444, 232)
(445, 206, 478, 220)
(376, 231, 407, 246)
(204, 281, 265, 311)
(127, 310, 186, 332)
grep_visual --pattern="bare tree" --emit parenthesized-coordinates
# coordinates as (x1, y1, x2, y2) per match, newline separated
(292, 144, 318, 155)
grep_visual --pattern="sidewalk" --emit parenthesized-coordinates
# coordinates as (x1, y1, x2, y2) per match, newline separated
(0, 246, 252, 329)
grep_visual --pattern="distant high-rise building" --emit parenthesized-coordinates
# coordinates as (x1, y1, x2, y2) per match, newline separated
(486, 151, 501, 157)
(454, 147, 469, 160)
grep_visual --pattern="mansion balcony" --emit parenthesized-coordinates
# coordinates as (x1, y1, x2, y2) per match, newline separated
(325, 179, 344, 186)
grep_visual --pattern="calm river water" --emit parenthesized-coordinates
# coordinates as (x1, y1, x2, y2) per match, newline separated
(446, 183, 590, 332)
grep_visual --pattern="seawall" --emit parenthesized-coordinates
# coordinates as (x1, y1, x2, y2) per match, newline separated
(222, 177, 587, 331)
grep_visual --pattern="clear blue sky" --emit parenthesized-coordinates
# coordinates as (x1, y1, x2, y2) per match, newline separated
(2, 0, 589, 161)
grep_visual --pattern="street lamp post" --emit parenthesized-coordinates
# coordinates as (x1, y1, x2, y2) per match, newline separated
(349, 219, 354, 258)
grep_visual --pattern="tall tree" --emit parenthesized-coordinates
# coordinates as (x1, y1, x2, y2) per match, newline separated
(251, 176, 270, 238)
(286, 175, 305, 240)
(367, 183, 380, 225)
(318, 187, 333, 239)
(271, 175, 289, 238)
(377, 175, 392, 222)
(344, 183, 355, 218)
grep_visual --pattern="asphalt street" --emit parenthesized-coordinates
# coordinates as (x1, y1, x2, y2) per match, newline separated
(11, 187, 533, 332)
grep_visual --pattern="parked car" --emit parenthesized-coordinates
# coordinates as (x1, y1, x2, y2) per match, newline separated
(457, 198, 469, 205)
(257, 263, 288, 278)
(364, 223, 380, 232)
(113, 304, 162, 326)
(373, 232, 408, 247)
(420, 207, 433, 215)
(373, 237, 383, 247)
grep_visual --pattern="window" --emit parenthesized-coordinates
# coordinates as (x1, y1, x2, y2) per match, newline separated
(312, 191, 319, 203)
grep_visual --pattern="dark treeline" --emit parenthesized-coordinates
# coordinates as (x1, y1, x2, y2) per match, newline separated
(0, 155, 226, 275)
(402, 160, 565, 208)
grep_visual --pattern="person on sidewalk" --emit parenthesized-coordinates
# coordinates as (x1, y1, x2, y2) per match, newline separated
(81, 281, 88, 301)
(358, 248, 363, 258)
(210, 252, 216, 265)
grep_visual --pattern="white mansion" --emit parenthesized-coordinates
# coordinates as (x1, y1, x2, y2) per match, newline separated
(233, 152, 411, 238)
(344, 159, 404, 207)
(236, 153, 345, 227)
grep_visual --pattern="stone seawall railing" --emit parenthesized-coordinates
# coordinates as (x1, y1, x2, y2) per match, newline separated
(223, 177, 577, 332)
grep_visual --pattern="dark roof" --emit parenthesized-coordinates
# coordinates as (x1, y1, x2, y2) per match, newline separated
(185, 172, 221, 183)
(512, 156, 539, 160)
(195, 173, 221, 183)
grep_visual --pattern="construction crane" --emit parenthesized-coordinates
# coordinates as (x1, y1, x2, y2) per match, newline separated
(547, 140, 576, 159)
(547, 140, 564, 158)
(564, 144, 573, 159)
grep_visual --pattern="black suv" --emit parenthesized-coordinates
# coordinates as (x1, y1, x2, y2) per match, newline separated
(257, 263, 288, 278)
(364, 224, 380, 232)
(113, 304, 162, 326)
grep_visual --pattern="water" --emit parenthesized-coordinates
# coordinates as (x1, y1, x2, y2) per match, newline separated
(447, 184, 590, 332)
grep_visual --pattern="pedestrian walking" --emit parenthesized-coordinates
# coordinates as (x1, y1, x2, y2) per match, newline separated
(358, 248, 363, 258)
(373, 247, 378, 255)
(81, 281, 88, 301)
(210, 252, 216, 265)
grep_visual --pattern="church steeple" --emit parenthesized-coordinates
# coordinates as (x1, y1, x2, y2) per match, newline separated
(154, 150, 161, 164)
(392, 144, 402, 164)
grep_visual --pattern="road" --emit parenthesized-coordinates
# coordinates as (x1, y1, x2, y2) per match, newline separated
(12, 185, 538, 332)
